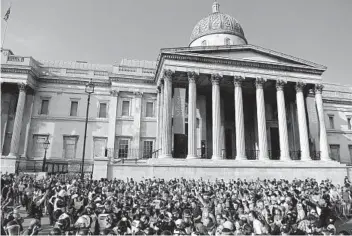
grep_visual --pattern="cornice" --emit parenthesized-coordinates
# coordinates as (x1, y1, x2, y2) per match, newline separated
(323, 99, 352, 106)
(32, 116, 109, 122)
(38, 78, 111, 87)
(110, 76, 155, 84)
(326, 129, 352, 134)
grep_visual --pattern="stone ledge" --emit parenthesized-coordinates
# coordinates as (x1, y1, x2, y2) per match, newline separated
(146, 159, 346, 168)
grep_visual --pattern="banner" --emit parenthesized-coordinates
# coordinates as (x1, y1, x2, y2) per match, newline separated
(173, 88, 186, 134)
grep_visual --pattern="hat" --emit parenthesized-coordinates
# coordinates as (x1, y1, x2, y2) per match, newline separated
(222, 221, 234, 231)
(71, 194, 78, 199)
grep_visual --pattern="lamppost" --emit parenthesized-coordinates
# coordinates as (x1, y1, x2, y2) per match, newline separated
(42, 138, 50, 172)
(81, 79, 95, 179)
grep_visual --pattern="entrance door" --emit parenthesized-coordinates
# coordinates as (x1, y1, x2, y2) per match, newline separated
(270, 127, 280, 160)
(225, 129, 233, 159)
(174, 134, 187, 159)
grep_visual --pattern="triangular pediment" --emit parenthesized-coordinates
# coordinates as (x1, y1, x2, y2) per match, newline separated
(161, 44, 326, 71)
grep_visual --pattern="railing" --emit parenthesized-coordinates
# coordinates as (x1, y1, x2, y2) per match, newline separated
(290, 150, 301, 160)
(268, 150, 280, 160)
(310, 151, 321, 160)
(8, 55, 24, 62)
(107, 148, 162, 163)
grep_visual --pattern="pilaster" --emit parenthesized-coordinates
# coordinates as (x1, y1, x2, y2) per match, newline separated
(107, 90, 118, 157)
(22, 91, 36, 158)
(158, 83, 164, 157)
(132, 91, 143, 157)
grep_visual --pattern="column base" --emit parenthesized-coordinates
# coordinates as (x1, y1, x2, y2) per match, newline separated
(186, 155, 198, 159)
(212, 155, 222, 160)
(7, 153, 18, 158)
(159, 154, 173, 159)
(236, 155, 247, 161)
(280, 156, 292, 161)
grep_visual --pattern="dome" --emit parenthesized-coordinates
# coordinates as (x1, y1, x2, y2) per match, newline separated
(189, 1, 247, 46)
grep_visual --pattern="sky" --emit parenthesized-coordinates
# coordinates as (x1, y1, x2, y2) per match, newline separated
(1, 0, 352, 85)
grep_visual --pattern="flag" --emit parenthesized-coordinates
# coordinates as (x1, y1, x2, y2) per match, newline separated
(3, 7, 10, 22)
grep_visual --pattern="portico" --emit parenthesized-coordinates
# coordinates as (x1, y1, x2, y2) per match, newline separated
(154, 51, 332, 162)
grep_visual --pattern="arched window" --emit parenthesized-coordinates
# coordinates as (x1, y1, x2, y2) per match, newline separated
(225, 38, 231, 45)
(201, 40, 207, 46)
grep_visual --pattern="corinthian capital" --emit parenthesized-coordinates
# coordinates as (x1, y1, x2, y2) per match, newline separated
(211, 73, 222, 85)
(187, 71, 199, 83)
(134, 91, 143, 98)
(314, 84, 324, 94)
(276, 80, 286, 91)
(163, 69, 174, 80)
(255, 77, 266, 89)
(18, 83, 27, 92)
(110, 90, 119, 97)
(233, 75, 245, 87)
(295, 82, 306, 92)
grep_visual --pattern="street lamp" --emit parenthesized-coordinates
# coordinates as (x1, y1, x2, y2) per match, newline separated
(42, 138, 50, 172)
(81, 79, 95, 179)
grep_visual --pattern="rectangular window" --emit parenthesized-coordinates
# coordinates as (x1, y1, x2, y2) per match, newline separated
(328, 115, 335, 129)
(99, 103, 107, 118)
(330, 144, 340, 161)
(70, 101, 78, 116)
(32, 134, 49, 157)
(122, 101, 130, 116)
(143, 141, 153, 159)
(349, 145, 352, 162)
(118, 139, 129, 158)
(146, 102, 154, 117)
(93, 137, 107, 158)
(348, 117, 351, 130)
(63, 136, 78, 159)
(40, 99, 49, 115)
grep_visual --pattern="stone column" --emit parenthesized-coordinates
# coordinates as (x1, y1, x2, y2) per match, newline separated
(8, 83, 27, 157)
(22, 92, 36, 158)
(295, 82, 311, 160)
(158, 83, 164, 157)
(155, 86, 161, 156)
(276, 80, 290, 160)
(211, 74, 222, 160)
(315, 84, 330, 161)
(256, 78, 269, 160)
(107, 90, 118, 158)
(234, 76, 246, 160)
(160, 70, 173, 158)
(187, 71, 198, 159)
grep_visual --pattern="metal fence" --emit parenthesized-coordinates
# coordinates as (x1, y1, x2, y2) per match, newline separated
(15, 159, 93, 177)
(107, 148, 162, 163)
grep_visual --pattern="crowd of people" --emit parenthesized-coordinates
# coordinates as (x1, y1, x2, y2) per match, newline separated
(1, 172, 352, 235)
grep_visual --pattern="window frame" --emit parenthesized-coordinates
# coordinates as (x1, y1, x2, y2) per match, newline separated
(98, 101, 108, 118)
(63, 135, 79, 159)
(145, 100, 155, 118)
(347, 117, 351, 130)
(39, 97, 51, 115)
(115, 137, 131, 159)
(329, 144, 340, 162)
(328, 114, 335, 129)
(93, 137, 107, 158)
(142, 139, 154, 159)
(31, 134, 49, 158)
(69, 100, 79, 117)
(349, 145, 352, 163)
(119, 98, 132, 117)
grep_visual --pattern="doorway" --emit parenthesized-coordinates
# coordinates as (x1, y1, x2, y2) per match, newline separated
(225, 129, 233, 159)
(270, 127, 280, 160)
(173, 123, 188, 159)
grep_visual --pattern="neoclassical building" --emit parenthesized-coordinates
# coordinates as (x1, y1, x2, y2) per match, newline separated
(1, 2, 352, 181)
